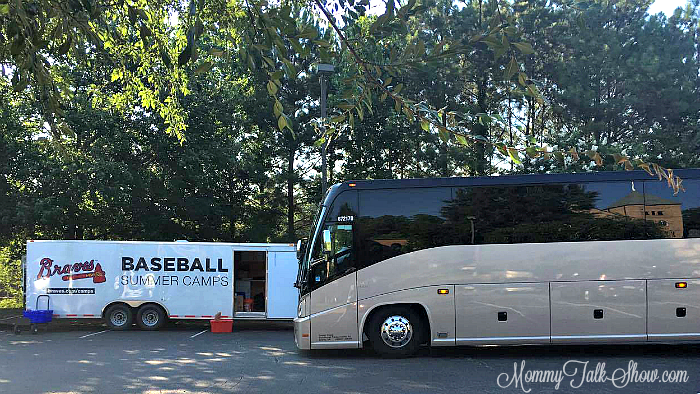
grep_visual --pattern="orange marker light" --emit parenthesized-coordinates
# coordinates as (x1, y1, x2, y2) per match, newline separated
(437, 289, 450, 295)
(348, 183, 356, 187)
(676, 282, 687, 289)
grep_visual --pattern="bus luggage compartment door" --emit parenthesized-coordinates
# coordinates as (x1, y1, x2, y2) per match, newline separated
(455, 283, 550, 345)
(550, 280, 646, 343)
(648, 279, 700, 341)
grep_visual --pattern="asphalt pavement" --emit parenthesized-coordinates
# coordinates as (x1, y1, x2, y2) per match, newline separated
(1, 319, 700, 394)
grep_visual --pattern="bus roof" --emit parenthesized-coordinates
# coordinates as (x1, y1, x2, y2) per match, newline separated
(325, 169, 700, 205)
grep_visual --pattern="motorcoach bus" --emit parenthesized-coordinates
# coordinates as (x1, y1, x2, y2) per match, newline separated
(293, 170, 700, 356)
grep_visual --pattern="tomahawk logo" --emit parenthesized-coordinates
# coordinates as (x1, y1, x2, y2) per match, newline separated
(37, 257, 107, 283)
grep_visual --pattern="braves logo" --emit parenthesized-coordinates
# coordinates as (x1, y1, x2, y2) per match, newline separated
(37, 258, 106, 283)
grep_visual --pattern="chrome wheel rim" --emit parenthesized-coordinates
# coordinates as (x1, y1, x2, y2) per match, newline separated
(110, 310, 127, 327)
(142, 310, 159, 327)
(380, 315, 413, 348)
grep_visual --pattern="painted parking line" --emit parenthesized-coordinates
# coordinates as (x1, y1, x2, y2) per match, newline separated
(0, 315, 22, 321)
(190, 330, 208, 339)
(79, 330, 110, 339)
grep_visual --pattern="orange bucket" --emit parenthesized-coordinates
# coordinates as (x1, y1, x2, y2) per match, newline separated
(210, 319, 233, 333)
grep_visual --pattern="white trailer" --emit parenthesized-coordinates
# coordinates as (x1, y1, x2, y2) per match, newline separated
(24, 240, 298, 330)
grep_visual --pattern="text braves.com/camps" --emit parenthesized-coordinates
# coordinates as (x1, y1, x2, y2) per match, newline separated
(497, 360, 688, 392)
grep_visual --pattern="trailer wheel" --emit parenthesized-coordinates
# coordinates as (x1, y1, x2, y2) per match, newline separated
(367, 306, 422, 358)
(136, 304, 165, 330)
(104, 304, 133, 330)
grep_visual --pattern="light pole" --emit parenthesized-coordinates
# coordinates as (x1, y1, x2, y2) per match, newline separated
(317, 63, 334, 198)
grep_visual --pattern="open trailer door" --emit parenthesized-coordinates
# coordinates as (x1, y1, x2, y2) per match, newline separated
(266, 249, 298, 319)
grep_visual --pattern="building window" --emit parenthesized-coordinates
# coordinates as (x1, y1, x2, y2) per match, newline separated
(657, 211, 664, 216)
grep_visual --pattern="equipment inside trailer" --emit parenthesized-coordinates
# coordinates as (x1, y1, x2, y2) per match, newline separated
(234, 251, 267, 317)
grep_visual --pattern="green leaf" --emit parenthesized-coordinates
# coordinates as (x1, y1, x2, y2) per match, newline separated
(290, 38, 303, 54)
(420, 119, 430, 131)
(269, 70, 284, 80)
(554, 152, 565, 162)
(508, 148, 522, 164)
(110, 69, 122, 82)
(394, 83, 404, 94)
(209, 48, 225, 57)
(504, 57, 518, 81)
(518, 72, 527, 86)
(0, 4, 9, 14)
(525, 146, 539, 158)
(267, 80, 278, 96)
(494, 45, 507, 60)
(282, 59, 297, 78)
(273, 100, 283, 117)
(313, 39, 332, 48)
(194, 61, 213, 74)
(297, 28, 318, 39)
(438, 129, 449, 142)
(455, 134, 468, 145)
(277, 115, 287, 131)
(512, 42, 535, 55)
(331, 115, 346, 123)
(496, 143, 508, 156)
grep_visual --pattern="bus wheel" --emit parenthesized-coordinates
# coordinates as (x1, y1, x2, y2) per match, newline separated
(368, 306, 422, 357)
(136, 305, 165, 330)
(104, 304, 133, 330)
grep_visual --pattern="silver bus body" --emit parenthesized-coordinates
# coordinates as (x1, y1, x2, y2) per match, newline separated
(294, 170, 700, 354)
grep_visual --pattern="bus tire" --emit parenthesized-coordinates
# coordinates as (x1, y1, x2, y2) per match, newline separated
(368, 306, 422, 357)
(104, 304, 133, 330)
(136, 304, 165, 331)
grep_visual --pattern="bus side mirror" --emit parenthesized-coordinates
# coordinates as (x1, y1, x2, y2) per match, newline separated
(296, 238, 307, 260)
(322, 229, 332, 255)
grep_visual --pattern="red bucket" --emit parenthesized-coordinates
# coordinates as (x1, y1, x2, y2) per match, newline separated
(210, 319, 233, 333)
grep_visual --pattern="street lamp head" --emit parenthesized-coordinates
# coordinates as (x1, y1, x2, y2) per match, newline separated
(316, 63, 335, 74)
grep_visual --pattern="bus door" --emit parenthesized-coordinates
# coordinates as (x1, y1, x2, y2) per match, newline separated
(307, 222, 359, 348)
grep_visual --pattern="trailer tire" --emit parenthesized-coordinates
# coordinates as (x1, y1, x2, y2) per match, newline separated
(367, 306, 423, 358)
(136, 304, 165, 330)
(104, 304, 133, 330)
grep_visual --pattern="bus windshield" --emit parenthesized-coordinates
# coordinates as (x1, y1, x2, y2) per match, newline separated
(297, 204, 326, 290)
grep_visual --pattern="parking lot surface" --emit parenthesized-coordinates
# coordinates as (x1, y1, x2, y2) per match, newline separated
(2, 319, 700, 394)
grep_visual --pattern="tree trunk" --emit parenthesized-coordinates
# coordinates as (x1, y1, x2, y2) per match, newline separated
(286, 147, 296, 242)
